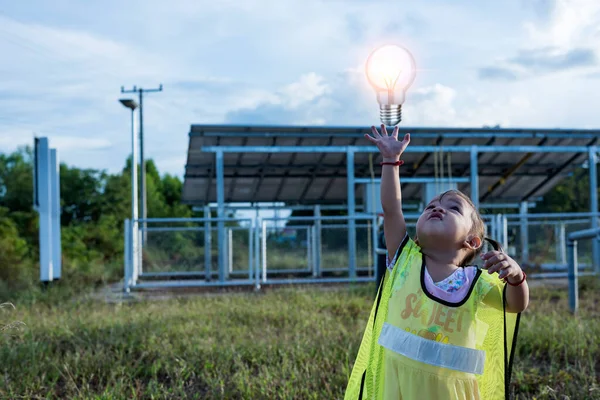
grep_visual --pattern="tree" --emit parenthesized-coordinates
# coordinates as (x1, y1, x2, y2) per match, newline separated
(0, 147, 38, 251)
(0, 147, 34, 214)
(0, 206, 30, 283)
(60, 165, 107, 225)
(534, 167, 596, 213)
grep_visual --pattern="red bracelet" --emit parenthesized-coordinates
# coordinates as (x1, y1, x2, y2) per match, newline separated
(380, 160, 404, 166)
(504, 271, 527, 286)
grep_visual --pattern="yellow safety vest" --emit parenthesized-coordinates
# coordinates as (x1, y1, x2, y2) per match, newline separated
(345, 236, 520, 400)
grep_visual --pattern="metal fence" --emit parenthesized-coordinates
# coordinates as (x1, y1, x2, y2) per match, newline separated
(566, 227, 600, 313)
(123, 212, 600, 292)
(258, 215, 378, 285)
(124, 217, 258, 291)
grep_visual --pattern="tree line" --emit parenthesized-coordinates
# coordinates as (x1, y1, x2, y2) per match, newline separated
(0, 146, 193, 296)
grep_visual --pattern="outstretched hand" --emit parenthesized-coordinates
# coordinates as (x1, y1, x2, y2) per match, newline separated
(481, 250, 524, 284)
(364, 124, 410, 161)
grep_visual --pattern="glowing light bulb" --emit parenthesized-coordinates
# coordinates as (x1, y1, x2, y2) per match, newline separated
(365, 44, 416, 126)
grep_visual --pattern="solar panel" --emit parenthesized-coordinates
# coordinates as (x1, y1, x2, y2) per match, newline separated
(183, 125, 599, 205)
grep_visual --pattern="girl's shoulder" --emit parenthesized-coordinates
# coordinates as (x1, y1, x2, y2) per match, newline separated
(387, 234, 421, 272)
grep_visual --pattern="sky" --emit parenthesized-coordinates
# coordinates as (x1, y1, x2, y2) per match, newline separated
(1, 0, 600, 178)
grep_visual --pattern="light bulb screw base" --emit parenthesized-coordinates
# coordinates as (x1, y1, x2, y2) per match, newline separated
(379, 104, 402, 126)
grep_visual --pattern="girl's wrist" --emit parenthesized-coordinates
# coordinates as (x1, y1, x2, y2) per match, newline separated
(382, 157, 400, 163)
(506, 270, 526, 286)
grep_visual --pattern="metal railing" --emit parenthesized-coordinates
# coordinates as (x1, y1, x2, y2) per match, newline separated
(123, 212, 600, 293)
(123, 217, 257, 292)
(258, 215, 378, 286)
(566, 227, 600, 313)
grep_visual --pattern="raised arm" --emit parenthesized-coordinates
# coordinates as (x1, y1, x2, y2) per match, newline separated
(364, 125, 411, 259)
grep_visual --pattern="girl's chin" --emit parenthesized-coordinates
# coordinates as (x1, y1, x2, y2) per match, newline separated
(418, 238, 462, 253)
(418, 230, 460, 242)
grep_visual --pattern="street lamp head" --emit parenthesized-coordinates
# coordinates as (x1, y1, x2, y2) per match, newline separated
(119, 98, 138, 110)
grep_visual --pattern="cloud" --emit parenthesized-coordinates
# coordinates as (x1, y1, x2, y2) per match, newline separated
(49, 137, 113, 152)
(521, 0, 557, 19)
(523, 0, 600, 49)
(403, 84, 464, 126)
(479, 47, 597, 81)
(480, 0, 600, 81)
(0, 132, 112, 166)
(478, 67, 520, 81)
(0, 129, 35, 154)
(343, 11, 428, 43)
(510, 47, 596, 70)
(279, 73, 331, 108)
(169, 79, 236, 93)
(0, 15, 166, 91)
(224, 73, 336, 125)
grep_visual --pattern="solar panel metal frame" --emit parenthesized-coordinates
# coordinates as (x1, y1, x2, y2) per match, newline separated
(183, 125, 600, 205)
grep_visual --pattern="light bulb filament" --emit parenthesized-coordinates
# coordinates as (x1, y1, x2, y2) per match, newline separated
(384, 70, 401, 104)
(383, 70, 402, 90)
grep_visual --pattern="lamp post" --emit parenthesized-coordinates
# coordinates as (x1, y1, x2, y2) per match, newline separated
(119, 98, 139, 283)
(121, 84, 163, 244)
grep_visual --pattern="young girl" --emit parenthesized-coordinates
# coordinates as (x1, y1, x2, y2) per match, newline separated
(345, 125, 529, 400)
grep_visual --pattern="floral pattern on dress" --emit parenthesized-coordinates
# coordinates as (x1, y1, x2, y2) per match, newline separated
(431, 268, 467, 293)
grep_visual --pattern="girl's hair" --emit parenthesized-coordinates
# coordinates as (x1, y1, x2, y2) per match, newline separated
(434, 190, 504, 266)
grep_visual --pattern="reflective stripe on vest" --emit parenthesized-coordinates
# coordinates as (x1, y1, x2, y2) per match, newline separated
(378, 322, 486, 375)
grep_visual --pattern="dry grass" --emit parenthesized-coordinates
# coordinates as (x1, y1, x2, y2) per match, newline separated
(0, 280, 598, 399)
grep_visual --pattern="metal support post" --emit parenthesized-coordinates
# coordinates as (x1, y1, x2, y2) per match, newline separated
(254, 220, 261, 289)
(228, 228, 233, 274)
(136, 228, 142, 281)
(520, 201, 529, 264)
(565, 227, 600, 313)
(261, 220, 267, 283)
(129, 107, 139, 284)
(50, 149, 62, 280)
(495, 214, 506, 244)
(589, 147, 599, 273)
(204, 206, 211, 281)
(347, 149, 357, 278)
(490, 215, 497, 243)
(216, 150, 226, 282)
(558, 223, 566, 265)
(501, 214, 508, 250)
(124, 219, 132, 292)
(248, 223, 254, 280)
(314, 205, 322, 277)
(306, 226, 312, 272)
(36, 138, 53, 283)
(139, 91, 146, 244)
(470, 146, 479, 210)
(567, 239, 578, 313)
(121, 84, 163, 245)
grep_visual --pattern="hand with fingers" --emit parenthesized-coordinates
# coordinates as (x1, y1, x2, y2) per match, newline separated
(481, 250, 525, 284)
(364, 124, 411, 162)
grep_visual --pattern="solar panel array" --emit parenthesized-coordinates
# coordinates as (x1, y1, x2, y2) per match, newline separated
(183, 125, 599, 205)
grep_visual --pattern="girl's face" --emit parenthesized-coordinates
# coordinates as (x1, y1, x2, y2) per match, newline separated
(415, 193, 475, 250)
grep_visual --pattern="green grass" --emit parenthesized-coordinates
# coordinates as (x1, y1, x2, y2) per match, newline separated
(1, 280, 599, 399)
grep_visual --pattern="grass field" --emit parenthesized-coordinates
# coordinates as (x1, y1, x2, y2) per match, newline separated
(1, 279, 599, 399)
